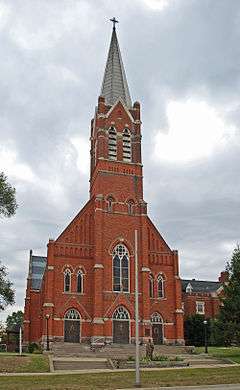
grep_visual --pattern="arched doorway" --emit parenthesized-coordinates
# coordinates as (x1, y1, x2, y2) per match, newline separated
(151, 312, 163, 345)
(113, 306, 130, 344)
(64, 309, 81, 343)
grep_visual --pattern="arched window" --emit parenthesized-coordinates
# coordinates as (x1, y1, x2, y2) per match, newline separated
(65, 308, 80, 320)
(113, 244, 129, 292)
(149, 274, 154, 298)
(107, 196, 114, 212)
(108, 127, 117, 160)
(64, 269, 71, 292)
(113, 306, 130, 320)
(77, 270, 83, 293)
(127, 199, 134, 215)
(157, 275, 164, 298)
(122, 128, 131, 162)
(151, 312, 163, 323)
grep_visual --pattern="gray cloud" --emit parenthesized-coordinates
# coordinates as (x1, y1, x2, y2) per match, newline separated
(1, 0, 240, 320)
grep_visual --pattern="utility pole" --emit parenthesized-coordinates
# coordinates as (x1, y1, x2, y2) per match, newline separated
(135, 229, 141, 387)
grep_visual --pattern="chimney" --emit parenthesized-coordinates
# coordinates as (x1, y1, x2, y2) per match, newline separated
(218, 271, 229, 283)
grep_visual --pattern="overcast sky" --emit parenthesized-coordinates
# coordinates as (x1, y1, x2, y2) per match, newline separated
(1, 0, 240, 322)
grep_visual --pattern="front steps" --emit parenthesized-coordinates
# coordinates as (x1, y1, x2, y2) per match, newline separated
(50, 343, 233, 371)
(52, 342, 192, 358)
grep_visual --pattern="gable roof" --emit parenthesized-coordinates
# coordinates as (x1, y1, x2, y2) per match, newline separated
(101, 27, 132, 108)
(181, 279, 221, 293)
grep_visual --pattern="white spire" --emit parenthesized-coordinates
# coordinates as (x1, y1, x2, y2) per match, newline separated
(101, 24, 132, 108)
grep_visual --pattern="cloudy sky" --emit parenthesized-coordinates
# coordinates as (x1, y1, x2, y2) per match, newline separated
(1, 0, 240, 321)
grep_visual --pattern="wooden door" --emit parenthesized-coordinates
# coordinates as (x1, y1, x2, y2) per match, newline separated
(152, 324, 163, 345)
(64, 320, 80, 343)
(113, 320, 129, 344)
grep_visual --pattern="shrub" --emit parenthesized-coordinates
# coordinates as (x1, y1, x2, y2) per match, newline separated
(152, 355, 169, 361)
(28, 342, 40, 354)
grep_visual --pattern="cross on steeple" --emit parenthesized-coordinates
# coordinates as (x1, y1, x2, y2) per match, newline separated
(110, 17, 119, 30)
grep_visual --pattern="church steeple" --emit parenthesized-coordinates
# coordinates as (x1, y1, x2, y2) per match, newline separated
(101, 18, 132, 108)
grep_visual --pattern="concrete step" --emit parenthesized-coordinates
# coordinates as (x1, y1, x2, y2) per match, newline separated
(52, 342, 192, 358)
(53, 358, 109, 371)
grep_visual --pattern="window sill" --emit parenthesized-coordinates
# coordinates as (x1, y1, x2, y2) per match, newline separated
(150, 297, 167, 301)
(113, 291, 130, 294)
(62, 292, 84, 295)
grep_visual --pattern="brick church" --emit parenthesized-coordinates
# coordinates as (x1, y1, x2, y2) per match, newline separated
(23, 22, 184, 346)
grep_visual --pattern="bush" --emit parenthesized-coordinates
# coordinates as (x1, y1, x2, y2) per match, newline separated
(127, 355, 135, 361)
(28, 342, 40, 354)
(152, 355, 169, 361)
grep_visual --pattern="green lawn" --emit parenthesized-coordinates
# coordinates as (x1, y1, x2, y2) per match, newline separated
(1, 367, 240, 390)
(195, 346, 240, 364)
(0, 353, 49, 373)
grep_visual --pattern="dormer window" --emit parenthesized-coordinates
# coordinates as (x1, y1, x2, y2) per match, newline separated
(108, 127, 117, 160)
(122, 128, 131, 162)
(186, 283, 193, 293)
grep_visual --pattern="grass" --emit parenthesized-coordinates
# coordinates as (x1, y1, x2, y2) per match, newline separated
(0, 352, 49, 373)
(195, 346, 240, 364)
(1, 367, 240, 389)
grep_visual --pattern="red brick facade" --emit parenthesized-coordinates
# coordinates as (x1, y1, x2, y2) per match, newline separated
(23, 28, 184, 346)
(181, 273, 227, 320)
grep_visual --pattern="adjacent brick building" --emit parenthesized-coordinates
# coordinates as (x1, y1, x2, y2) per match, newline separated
(23, 24, 184, 346)
(181, 271, 228, 319)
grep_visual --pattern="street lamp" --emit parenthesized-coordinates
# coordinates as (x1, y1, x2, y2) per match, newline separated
(45, 314, 50, 351)
(203, 320, 208, 354)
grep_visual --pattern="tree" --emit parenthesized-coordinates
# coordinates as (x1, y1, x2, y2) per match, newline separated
(184, 314, 211, 346)
(0, 172, 18, 218)
(6, 310, 23, 329)
(0, 262, 15, 310)
(218, 246, 240, 345)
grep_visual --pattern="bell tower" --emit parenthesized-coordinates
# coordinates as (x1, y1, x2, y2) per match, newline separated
(90, 21, 145, 213)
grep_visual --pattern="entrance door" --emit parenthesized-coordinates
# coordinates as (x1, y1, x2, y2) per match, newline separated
(64, 320, 80, 343)
(64, 309, 81, 343)
(113, 320, 129, 344)
(152, 324, 163, 345)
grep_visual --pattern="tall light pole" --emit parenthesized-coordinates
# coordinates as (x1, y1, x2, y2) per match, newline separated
(19, 326, 22, 356)
(46, 314, 50, 351)
(203, 320, 208, 354)
(134, 229, 141, 388)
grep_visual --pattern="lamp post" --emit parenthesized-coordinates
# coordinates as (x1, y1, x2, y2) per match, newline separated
(45, 314, 50, 351)
(203, 320, 208, 354)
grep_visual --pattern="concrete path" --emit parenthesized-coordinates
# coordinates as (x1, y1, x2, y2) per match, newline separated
(118, 385, 240, 390)
(0, 363, 237, 376)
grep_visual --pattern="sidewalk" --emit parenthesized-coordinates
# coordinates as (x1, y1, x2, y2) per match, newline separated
(0, 362, 237, 376)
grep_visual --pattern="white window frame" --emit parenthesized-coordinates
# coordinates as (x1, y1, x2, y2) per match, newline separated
(112, 244, 130, 293)
(196, 301, 205, 314)
(157, 275, 164, 298)
(149, 274, 154, 298)
(77, 270, 84, 293)
(64, 269, 71, 293)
